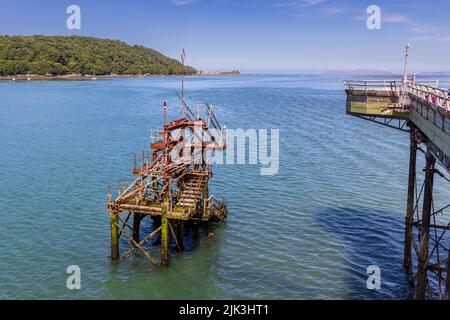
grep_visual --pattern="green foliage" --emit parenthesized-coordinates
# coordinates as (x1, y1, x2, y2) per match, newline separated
(0, 35, 196, 76)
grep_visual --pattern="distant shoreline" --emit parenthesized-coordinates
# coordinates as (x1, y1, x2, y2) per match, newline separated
(2, 73, 449, 82)
(0, 72, 242, 81)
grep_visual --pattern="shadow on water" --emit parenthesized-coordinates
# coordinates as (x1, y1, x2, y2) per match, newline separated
(314, 207, 414, 299)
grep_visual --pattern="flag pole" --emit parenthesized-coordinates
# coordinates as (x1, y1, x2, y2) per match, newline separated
(181, 48, 185, 104)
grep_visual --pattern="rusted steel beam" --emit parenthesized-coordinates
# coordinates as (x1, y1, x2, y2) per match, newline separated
(426, 260, 449, 272)
(118, 212, 131, 238)
(413, 222, 450, 231)
(404, 124, 418, 271)
(114, 221, 158, 265)
(110, 211, 120, 261)
(168, 220, 181, 252)
(203, 183, 209, 217)
(119, 204, 162, 214)
(446, 247, 450, 300)
(132, 213, 141, 244)
(416, 150, 436, 300)
(161, 202, 170, 267)
(123, 226, 162, 258)
(176, 221, 184, 251)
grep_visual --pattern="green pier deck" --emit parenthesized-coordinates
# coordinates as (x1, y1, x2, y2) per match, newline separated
(345, 80, 450, 166)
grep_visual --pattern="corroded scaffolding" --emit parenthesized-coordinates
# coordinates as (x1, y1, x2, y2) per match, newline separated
(107, 94, 229, 267)
(403, 124, 450, 299)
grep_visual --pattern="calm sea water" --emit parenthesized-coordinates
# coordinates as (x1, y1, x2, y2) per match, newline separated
(1, 74, 450, 300)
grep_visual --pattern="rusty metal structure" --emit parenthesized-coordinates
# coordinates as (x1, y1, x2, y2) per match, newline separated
(345, 44, 450, 299)
(107, 54, 229, 267)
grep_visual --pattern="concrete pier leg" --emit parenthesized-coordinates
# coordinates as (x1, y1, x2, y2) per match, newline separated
(110, 211, 120, 261)
(416, 150, 435, 300)
(161, 204, 169, 267)
(132, 212, 141, 244)
(404, 126, 417, 270)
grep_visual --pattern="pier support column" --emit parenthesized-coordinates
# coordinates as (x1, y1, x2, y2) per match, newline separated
(203, 184, 209, 216)
(416, 150, 435, 300)
(132, 212, 141, 244)
(446, 246, 450, 300)
(161, 202, 170, 267)
(404, 126, 417, 270)
(176, 221, 184, 252)
(153, 152, 159, 201)
(110, 210, 120, 261)
(154, 178, 159, 201)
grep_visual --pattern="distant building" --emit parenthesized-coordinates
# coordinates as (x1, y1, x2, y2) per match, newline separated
(197, 70, 240, 75)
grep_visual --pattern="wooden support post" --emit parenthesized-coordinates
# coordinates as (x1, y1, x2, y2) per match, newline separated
(416, 150, 435, 300)
(404, 126, 417, 270)
(132, 212, 141, 244)
(176, 221, 184, 251)
(161, 202, 170, 266)
(110, 211, 120, 261)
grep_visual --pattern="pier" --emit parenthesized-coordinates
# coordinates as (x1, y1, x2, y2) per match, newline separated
(345, 45, 450, 299)
(107, 95, 229, 267)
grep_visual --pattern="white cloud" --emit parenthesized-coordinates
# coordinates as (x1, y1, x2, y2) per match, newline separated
(412, 35, 450, 43)
(322, 5, 347, 16)
(354, 9, 447, 44)
(383, 14, 410, 23)
(353, 13, 409, 23)
(170, 0, 199, 6)
(271, 0, 328, 9)
(273, 0, 352, 19)
(409, 23, 440, 34)
(299, 0, 327, 7)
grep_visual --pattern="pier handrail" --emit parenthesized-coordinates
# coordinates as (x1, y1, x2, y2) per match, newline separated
(207, 195, 218, 210)
(177, 93, 197, 121)
(414, 80, 450, 89)
(407, 81, 450, 111)
(205, 103, 222, 131)
(344, 80, 400, 93)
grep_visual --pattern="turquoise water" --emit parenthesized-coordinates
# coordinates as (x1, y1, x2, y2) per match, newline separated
(1, 75, 449, 299)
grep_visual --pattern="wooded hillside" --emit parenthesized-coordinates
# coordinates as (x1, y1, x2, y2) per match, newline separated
(0, 35, 196, 76)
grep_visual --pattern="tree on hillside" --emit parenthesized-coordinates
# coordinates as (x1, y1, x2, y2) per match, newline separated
(0, 35, 196, 76)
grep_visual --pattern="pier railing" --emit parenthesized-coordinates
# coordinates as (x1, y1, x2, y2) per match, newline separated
(414, 80, 450, 90)
(344, 80, 400, 93)
(344, 79, 450, 110)
(407, 82, 450, 111)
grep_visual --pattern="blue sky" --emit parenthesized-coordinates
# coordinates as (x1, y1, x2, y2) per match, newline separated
(0, 0, 449, 73)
